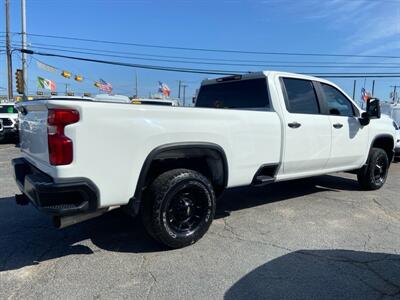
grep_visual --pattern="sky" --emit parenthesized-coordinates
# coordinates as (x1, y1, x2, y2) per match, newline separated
(1, 0, 400, 105)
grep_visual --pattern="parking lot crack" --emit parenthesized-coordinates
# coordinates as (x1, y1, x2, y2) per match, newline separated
(222, 218, 243, 240)
(373, 198, 400, 223)
(363, 234, 371, 250)
(145, 271, 157, 300)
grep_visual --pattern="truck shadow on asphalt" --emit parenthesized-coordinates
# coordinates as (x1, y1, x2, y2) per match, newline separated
(215, 174, 360, 218)
(0, 174, 361, 272)
(224, 249, 400, 299)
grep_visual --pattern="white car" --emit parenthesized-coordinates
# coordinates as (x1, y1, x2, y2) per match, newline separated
(0, 102, 18, 142)
(13, 71, 396, 248)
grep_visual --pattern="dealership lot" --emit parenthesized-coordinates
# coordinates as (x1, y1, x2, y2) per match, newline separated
(0, 143, 399, 299)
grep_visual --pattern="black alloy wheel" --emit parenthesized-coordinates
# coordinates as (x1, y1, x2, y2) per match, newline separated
(142, 168, 216, 248)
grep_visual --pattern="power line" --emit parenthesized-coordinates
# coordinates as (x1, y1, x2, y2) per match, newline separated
(4, 40, 400, 68)
(19, 49, 242, 75)
(15, 32, 400, 59)
(4, 42, 400, 70)
(4, 40, 400, 65)
(15, 45, 400, 69)
(17, 48, 400, 78)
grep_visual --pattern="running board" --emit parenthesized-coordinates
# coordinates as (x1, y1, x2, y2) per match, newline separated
(252, 175, 275, 186)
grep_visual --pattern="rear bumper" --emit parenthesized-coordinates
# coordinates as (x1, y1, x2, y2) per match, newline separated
(12, 158, 99, 216)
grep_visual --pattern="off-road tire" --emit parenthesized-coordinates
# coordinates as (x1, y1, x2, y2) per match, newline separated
(141, 168, 216, 248)
(357, 148, 389, 190)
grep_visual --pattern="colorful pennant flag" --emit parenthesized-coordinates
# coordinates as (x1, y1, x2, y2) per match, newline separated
(36, 60, 57, 73)
(37, 76, 56, 92)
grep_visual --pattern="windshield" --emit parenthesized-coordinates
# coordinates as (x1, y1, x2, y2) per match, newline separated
(0, 105, 17, 114)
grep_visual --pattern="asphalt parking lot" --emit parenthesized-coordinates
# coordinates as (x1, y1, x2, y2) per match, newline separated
(0, 143, 400, 299)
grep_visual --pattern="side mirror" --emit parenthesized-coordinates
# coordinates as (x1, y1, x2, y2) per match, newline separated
(366, 98, 381, 119)
(359, 112, 370, 126)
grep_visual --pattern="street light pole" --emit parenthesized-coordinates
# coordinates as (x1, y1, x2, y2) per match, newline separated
(5, 0, 13, 100)
(178, 80, 182, 99)
(134, 70, 138, 98)
(21, 0, 28, 99)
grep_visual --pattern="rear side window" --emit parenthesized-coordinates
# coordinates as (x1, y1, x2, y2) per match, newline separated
(320, 83, 355, 117)
(196, 78, 270, 110)
(282, 78, 320, 114)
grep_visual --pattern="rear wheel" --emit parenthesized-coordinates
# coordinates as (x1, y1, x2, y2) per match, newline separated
(142, 169, 216, 248)
(357, 148, 389, 190)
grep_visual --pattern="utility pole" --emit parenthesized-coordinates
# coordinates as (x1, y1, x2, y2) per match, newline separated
(391, 85, 400, 103)
(371, 80, 375, 96)
(352, 80, 356, 100)
(5, 0, 13, 100)
(21, 0, 28, 99)
(134, 71, 138, 98)
(182, 84, 188, 106)
(65, 83, 70, 95)
(178, 80, 182, 99)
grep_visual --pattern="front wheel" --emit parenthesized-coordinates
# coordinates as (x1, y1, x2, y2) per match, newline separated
(357, 148, 389, 190)
(142, 169, 216, 248)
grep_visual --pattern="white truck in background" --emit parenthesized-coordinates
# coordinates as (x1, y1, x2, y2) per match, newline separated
(381, 102, 400, 159)
(0, 102, 18, 143)
(13, 71, 396, 248)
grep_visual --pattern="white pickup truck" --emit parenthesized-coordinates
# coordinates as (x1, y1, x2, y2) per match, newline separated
(0, 102, 19, 143)
(13, 71, 396, 248)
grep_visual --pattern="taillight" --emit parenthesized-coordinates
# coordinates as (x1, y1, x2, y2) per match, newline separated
(47, 109, 79, 165)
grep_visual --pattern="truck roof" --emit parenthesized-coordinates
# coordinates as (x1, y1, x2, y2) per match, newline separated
(200, 71, 330, 86)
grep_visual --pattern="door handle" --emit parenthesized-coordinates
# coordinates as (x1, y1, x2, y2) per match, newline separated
(288, 122, 301, 129)
(333, 123, 343, 129)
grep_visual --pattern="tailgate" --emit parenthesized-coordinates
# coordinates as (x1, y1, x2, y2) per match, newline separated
(17, 101, 49, 165)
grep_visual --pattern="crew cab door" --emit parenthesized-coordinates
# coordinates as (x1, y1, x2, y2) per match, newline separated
(316, 82, 369, 169)
(280, 77, 332, 175)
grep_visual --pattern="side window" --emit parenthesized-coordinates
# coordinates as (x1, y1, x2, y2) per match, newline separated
(196, 78, 270, 110)
(320, 83, 355, 117)
(282, 78, 320, 114)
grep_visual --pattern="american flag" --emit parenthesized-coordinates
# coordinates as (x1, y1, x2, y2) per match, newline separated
(97, 79, 113, 94)
(158, 81, 171, 97)
(361, 88, 371, 102)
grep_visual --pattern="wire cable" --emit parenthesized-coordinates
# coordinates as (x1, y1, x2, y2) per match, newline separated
(17, 32, 400, 59)
(17, 48, 400, 78)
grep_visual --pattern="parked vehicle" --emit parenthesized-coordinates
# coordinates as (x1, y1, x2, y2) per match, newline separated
(393, 121, 400, 160)
(132, 98, 179, 106)
(12, 71, 396, 248)
(0, 119, 4, 141)
(381, 102, 400, 125)
(0, 102, 18, 143)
